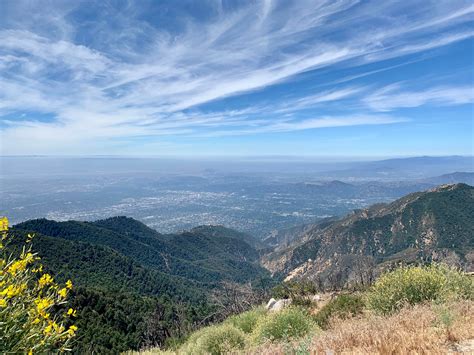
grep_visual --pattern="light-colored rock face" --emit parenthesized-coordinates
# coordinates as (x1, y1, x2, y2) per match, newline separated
(265, 295, 322, 312)
(284, 259, 315, 282)
(269, 299, 292, 312)
(265, 298, 276, 310)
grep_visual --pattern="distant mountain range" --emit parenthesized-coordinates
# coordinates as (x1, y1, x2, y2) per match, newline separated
(322, 156, 474, 180)
(421, 171, 474, 185)
(262, 183, 474, 288)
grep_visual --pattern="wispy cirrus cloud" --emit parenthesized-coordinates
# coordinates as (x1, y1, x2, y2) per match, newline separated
(195, 114, 407, 138)
(0, 0, 473, 154)
(365, 84, 474, 111)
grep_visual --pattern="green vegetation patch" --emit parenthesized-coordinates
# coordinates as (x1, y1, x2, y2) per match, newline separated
(271, 280, 318, 307)
(225, 307, 266, 334)
(313, 294, 365, 329)
(180, 324, 247, 355)
(367, 264, 473, 314)
(252, 307, 318, 344)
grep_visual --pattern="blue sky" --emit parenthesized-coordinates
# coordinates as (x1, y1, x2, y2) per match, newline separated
(0, 0, 473, 157)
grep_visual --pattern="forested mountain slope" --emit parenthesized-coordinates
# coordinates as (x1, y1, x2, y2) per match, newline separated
(11, 218, 270, 353)
(15, 217, 268, 284)
(262, 183, 474, 288)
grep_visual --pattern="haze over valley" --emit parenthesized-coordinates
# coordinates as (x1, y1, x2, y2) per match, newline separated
(2, 156, 473, 238)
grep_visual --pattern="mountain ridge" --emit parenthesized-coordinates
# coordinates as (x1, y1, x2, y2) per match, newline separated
(15, 217, 269, 284)
(262, 183, 474, 288)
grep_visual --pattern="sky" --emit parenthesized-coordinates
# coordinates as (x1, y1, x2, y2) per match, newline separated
(0, 0, 473, 157)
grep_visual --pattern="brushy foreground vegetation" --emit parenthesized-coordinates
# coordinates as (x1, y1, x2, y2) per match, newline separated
(367, 264, 473, 314)
(0, 217, 77, 353)
(261, 300, 473, 354)
(139, 264, 473, 354)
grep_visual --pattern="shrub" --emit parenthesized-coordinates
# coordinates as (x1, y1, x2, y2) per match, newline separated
(0, 217, 77, 353)
(225, 306, 266, 334)
(271, 280, 318, 307)
(178, 327, 209, 354)
(313, 294, 365, 329)
(271, 280, 318, 300)
(367, 264, 473, 314)
(252, 307, 317, 344)
(181, 324, 246, 354)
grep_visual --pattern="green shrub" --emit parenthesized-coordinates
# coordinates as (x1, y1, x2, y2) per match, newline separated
(367, 264, 473, 314)
(225, 307, 266, 333)
(252, 307, 317, 344)
(271, 280, 317, 300)
(271, 280, 318, 307)
(181, 324, 246, 355)
(313, 294, 365, 329)
(179, 327, 210, 354)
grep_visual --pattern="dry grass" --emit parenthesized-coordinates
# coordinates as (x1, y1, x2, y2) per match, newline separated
(133, 301, 474, 354)
(255, 300, 474, 354)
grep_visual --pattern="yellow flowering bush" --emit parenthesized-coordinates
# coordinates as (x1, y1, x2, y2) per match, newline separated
(0, 217, 77, 353)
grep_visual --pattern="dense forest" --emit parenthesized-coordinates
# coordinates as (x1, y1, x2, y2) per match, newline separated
(10, 218, 273, 353)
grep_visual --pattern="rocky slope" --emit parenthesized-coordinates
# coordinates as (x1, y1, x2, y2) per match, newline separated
(262, 183, 474, 288)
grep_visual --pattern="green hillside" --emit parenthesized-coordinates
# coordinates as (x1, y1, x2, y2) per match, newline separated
(11, 218, 270, 353)
(15, 217, 268, 284)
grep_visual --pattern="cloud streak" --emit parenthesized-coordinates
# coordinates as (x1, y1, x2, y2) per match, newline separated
(365, 84, 474, 111)
(0, 0, 473, 154)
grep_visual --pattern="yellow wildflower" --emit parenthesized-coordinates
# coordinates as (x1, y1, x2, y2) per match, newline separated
(50, 321, 64, 334)
(35, 297, 53, 316)
(8, 252, 35, 275)
(66, 308, 77, 317)
(58, 287, 68, 298)
(2, 284, 26, 298)
(0, 216, 77, 350)
(38, 274, 54, 288)
(32, 264, 44, 273)
(21, 252, 34, 261)
(43, 323, 53, 336)
(7, 259, 27, 275)
(0, 216, 8, 232)
(67, 325, 78, 336)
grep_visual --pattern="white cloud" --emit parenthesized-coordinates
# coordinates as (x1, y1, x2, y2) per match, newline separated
(0, 0, 472, 154)
(196, 114, 407, 137)
(364, 84, 474, 111)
